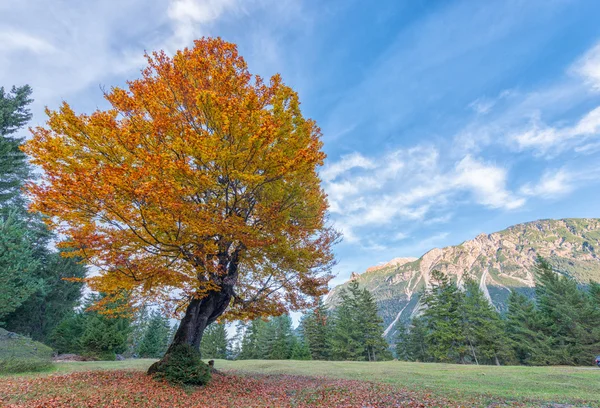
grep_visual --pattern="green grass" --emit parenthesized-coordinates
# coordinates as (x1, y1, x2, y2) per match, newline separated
(37, 359, 600, 406)
(0, 328, 54, 374)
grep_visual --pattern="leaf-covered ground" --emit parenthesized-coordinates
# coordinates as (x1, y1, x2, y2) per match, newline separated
(0, 370, 508, 407)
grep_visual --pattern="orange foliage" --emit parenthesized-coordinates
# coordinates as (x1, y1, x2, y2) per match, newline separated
(23, 38, 338, 319)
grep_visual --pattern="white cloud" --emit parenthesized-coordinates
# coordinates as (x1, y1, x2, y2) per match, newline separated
(0, 30, 56, 54)
(511, 106, 600, 156)
(468, 97, 495, 114)
(520, 169, 573, 199)
(320, 152, 376, 182)
(454, 156, 525, 210)
(167, 0, 243, 50)
(572, 41, 600, 91)
(324, 148, 524, 243)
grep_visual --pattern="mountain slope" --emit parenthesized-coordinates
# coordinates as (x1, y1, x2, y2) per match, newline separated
(326, 218, 600, 338)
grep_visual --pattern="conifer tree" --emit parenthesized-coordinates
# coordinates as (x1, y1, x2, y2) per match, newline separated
(268, 315, 294, 359)
(395, 321, 410, 360)
(301, 299, 331, 360)
(505, 291, 552, 365)
(461, 278, 514, 365)
(200, 322, 229, 359)
(421, 270, 467, 363)
(330, 280, 390, 361)
(330, 281, 368, 360)
(290, 336, 312, 360)
(138, 310, 171, 358)
(405, 317, 429, 362)
(0, 214, 40, 323)
(0, 85, 32, 210)
(535, 257, 600, 365)
(360, 287, 391, 361)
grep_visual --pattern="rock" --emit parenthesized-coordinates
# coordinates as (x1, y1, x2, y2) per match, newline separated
(53, 354, 87, 362)
(116, 354, 125, 361)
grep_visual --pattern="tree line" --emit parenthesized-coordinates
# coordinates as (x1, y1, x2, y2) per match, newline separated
(396, 257, 600, 366)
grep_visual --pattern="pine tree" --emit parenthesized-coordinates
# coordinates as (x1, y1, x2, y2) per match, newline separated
(329, 280, 390, 361)
(330, 282, 367, 360)
(301, 299, 331, 360)
(505, 291, 552, 365)
(268, 315, 294, 359)
(78, 295, 132, 360)
(0, 85, 32, 210)
(3, 248, 85, 342)
(0, 213, 40, 323)
(290, 336, 312, 360)
(137, 310, 171, 358)
(395, 321, 410, 360)
(461, 278, 514, 365)
(421, 270, 467, 363)
(535, 256, 600, 365)
(405, 317, 429, 362)
(239, 319, 267, 359)
(200, 322, 229, 359)
(359, 287, 391, 361)
(0, 84, 87, 342)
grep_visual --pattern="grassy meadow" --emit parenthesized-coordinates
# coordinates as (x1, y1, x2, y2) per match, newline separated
(2, 359, 598, 407)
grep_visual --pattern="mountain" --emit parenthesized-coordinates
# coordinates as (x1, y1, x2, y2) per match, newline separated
(326, 218, 600, 338)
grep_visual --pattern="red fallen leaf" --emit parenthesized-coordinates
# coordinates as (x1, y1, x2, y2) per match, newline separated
(0, 370, 518, 408)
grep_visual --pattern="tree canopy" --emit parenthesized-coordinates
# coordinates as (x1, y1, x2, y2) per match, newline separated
(23, 38, 337, 326)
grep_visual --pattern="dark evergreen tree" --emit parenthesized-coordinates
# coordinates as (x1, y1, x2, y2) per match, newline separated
(535, 257, 600, 365)
(239, 318, 267, 359)
(330, 281, 368, 360)
(329, 280, 390, 361)
(50, 294, 131, 360)
(505, 290, 552, 365)
(200, 322, 229, 359)
(394, 320, 410, 360)
(301, 299, 331, 360)
(0, 85, 32, 209)
(421, 270, 467, 363)
(360, 287, 391, 361)
(3, 249, 85, 341)
(290, 336, 312, 360)
(137, 310, 171, 358)
(404, 317, 429, 362)
(461, 278, 514, 365)
(267, 315, 295, 359)
(50, 311, 87, 354)
(0, 213, 40, 323)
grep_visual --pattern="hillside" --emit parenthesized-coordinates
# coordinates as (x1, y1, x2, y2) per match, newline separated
(326, 218, 600, 338)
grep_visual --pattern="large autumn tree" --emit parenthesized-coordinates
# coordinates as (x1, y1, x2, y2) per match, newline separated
(23, 38, 337, 374)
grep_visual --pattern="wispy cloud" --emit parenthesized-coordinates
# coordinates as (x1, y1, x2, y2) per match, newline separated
(325, 147, 524, 243)
(0, 30, 56, 54)
(166, 0, 243, 51)
(571, 41, 600, 91)
(510, 106, 600, 157)
(520, 169, 574, 199)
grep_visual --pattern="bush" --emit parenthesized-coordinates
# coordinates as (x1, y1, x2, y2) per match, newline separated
(151, 344, 211, 386)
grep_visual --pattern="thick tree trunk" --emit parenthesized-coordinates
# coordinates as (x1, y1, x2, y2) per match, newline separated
(148, 252, 239, 376)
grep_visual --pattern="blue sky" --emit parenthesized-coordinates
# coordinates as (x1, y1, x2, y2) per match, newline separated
(3, 0, 600, 288)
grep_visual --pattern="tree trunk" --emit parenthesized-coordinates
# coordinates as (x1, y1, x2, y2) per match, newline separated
(148, 252, 239, 375)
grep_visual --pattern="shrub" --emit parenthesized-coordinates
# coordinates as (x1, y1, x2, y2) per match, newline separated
(151, 344, 211, 386)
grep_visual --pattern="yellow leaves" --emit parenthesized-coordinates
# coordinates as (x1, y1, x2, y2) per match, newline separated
(23, 37, 336, 318)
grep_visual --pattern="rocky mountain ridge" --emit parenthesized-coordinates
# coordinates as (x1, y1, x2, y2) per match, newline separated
(326, 218, 600, 338)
